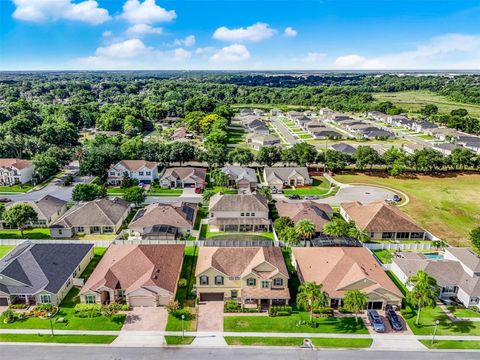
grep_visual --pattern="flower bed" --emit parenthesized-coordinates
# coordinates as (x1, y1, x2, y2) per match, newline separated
(224, 300, 261, 313)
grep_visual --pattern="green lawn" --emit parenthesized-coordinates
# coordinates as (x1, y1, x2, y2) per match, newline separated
(210, 186, 238, 195)
(106, 187, 128, 194)
(0, 228, 51, 239)
(385, 271, 408, 296)
(335, 172, 480, 247)
(298, 134, 313, 139)
(447, 306, 480, 318)
(0, 334, 117, 344)
(205, 229, 275, 241)
(225, 336, 372, 348)
(147, 187, 183, 196)
(283, 176, 332, 197)
(420, 340, 480, 349)
(165, 336, 195, 345)
(81, 247, 107, 281)
(176, 246, 198, 305)
(0, 184, 33, 193)
(0, 245, 14, 259)
(373, 249, 394, 264)
(166, 312, 196, 332)
(228, 128, 247, 145)
(194, 206, 208, 230)
(224, 313, 368, 334)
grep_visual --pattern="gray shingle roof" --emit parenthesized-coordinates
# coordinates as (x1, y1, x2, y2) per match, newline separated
(209, 193, 268, 212)
(264, 167, 311, 183)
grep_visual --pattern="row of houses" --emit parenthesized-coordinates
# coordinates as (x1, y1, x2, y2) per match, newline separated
(237, 113, 283, 150)
(287, 113, 343, 140)
(328, 114, 394, 140)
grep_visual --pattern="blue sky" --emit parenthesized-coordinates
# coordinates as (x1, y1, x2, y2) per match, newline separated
(1, 0, 480, 70)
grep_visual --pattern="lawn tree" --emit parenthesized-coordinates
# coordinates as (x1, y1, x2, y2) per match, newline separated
(202, 189, 215, 202)
(296, 282, 330, 321)
(2, 203, 38, 239)
(210, 169, 228, 187)
(213, 104, 235, 121)
(470, 227, 480, 251)
(420, 104, 438, 117)
(343, 289, 368, 323)
(256, 146, 281, 167)
(273, 217, 295, 234)
(256, 186, 272, 202)
(279, 226, 300, 246)
(169, 141, 195, 165)
(319, 150, 351, 172)
(295, 219, 316, 246)
(123, 187, 146, 206)
(72, 183, 106, 201)
(410, 148, 444, 173)
(347, 227, 370, 243)
(353, 146, 382, 170)
(322, 218, 351, 237)
(406, 270, 439, 326)
(121, 172, 134, 188)
(449, 148, 475, 170)
(228, 147, 254, 166)
(184, 111, 206, 134)
(383, 147, 408, 176)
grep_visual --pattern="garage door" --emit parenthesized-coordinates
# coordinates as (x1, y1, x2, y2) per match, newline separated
(367, 301, 383, 310)
(158, 296, 170, 306)
(129, 296, 155, 307)
(200, 293, 224, 302)
(0, 297, 8, 306)
(183, 183, 195, 188)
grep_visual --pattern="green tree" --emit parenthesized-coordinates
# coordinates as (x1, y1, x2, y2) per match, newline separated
(296, 282, 330, 321)
(279, 226, 300, 246)
(123, 187, 146, 206)
(449, 148, 474, 170)
(450, 108, 468, 117)
(347, 227, 370, 243)
(470, 227, 480, 251)
(343, 289, 368, 323)
(2, 203, 38, 239)
(273, 217, 294, 234)
(72, 183, 106, 201)
(200, 114, 223, 134)
(322, 218, 351, 237)
(383, 147, 408, 176)
(184, 111, 206, 134)
(213, 104, 235, 121)
(228, 147, 254, 166)
(295, 219, 316, 245)
(202, 189, 215, 202)
(256, 146, 281, 167)
(209, 169, 228, 187)
(406, 270, 439, 326)
(420, 104, 438, 117)
(353, 146, 382, 170)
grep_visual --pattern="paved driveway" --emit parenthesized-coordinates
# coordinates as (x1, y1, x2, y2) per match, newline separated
(122, 307, 168, 331)
(197, 301, 224, 332)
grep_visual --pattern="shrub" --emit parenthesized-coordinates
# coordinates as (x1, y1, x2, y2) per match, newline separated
(121, 304, 131, 311)
(313, 307, 334, 317)
(73, 304, 102, 318)
(9, 304, 27, 310)
(173, 307, 195, 320)
(105, 302, 122, 312)
(224, 300, 241, 312)
(338, 306, 352, 314)
(166, 300, 180, 314)
(178, 278, 188, 288)
(269, 305, 292, 317)
(34, 304, 55, 313)
(63, 175, 73, 186)
(2, 310, 15, 323)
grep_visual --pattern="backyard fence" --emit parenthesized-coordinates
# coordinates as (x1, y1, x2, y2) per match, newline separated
(0, 238, 113, 247)
(364, 242, 434, 251)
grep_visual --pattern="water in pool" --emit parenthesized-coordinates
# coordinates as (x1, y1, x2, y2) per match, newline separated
(424, 252, 444, 260)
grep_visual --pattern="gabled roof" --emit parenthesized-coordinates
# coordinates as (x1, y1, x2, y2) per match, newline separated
(51, 198, 131, 228)
(331, 143, 356, 154)
(114, 160, 158, 171)
(446, 247, 480, 273)
(81, 244, 184, 296)
(6, 195, 66, 221)
(341, 201, 423, 233)
(247, 133, 280, 144)
(129, 202, 196, 231)
(209, 193, 268, 212)
(275, 201, 332, 232)
(264, 167, 311, 183)
(220, 166, 256, 183)
(0, 158, 33, 170)
(293, 247, 403, 299)
(0, 242, 92, 295)
(195, 247, 289, 279)
(160, 167, 206, 182)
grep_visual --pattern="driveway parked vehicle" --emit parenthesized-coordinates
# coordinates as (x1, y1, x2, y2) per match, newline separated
(288, 194, 301, 200)
(386, 308, 403, 331)
(368, 310, 385, 333)
(0, 198, 11, 203)
(304, 195, 319, 200)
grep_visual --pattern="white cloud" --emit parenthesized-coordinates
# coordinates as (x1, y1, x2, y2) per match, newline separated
(95, 38, 153, 58)
(171, 48, 192, 60)
(126, 23, 163, 37)
(211, 44, 251, 62)
(300, 52, 326, 63)
(102, 30, 113, 38)
(284, 27, 297, 38)
(196, 47, 216, 55)
(174, 35, 196, 47)
(213, 22, 275, 42)
(121, 0, 176, 24)
(12, 0, 110, 24)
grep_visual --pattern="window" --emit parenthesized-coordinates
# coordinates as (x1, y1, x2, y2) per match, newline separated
(103, 226, 114, 233)
(396, 232, 410, 239)
(261, 280, 269, 289)
(247, 278, 256, 286)
(215, 276, 224, 285)
(245, 213, 250, 217)
(382, 232, 395, 239)
(139, 171, 144, 176)
(39, 294, 52, 304)
(146, 171, 151, 176)
(241, 213, 245, 217)
(231, 290, 238, 299)
(200, 276, 209, 285)
(85, 295, 96, 304)
(109, 171, 115, 176)
(251, 212, 255, 216)
(210, 212, 214, 218)
(273, 278, 283, 286)
(77, 226, 85, 233)
(58, 229, 63, 235)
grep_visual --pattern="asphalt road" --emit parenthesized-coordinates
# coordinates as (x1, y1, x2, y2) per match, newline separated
(0, 345, 478, 360)
(271, 118, 298, 145)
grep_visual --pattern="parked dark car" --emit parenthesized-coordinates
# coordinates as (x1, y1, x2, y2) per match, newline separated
(288, 194, 301, 200)
(386, 308, 403, 331)
(392, 194, 402, 202)
(368, 310, 385, 333)
(0, 198, 11, 203)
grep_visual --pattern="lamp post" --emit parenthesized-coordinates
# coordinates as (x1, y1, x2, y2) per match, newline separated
(431, 319, 439, 345)
(47, 312, 54, 337)
(181, 314, 185, 338)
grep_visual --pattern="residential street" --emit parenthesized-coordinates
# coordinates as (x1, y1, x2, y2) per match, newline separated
(1, 345, 478, 360)
(271, 118, 299, 145)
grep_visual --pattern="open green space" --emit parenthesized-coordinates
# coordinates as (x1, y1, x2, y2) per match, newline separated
(210, 186, 237, 195)
(0, 228, 51, 239)
(228, 128, 247, 145)
(165, 312, 197, 332)
(282, 176, 333, 197)
(200, 225, 275, 241)
(420, 340, 480, 349)
(0, 334, 117, 344)
(81, 247, 107, 280)
(374, 90, 480, 118)
(175, 246, 198, 305)
(165, 336, 195, 345)
(334, 172, 480, 247)
(194, 206, 208, 230)
(147, 187, 183, 196)
(224, 313, 368, 334)
(0, 184, 33, 193)
(373, 250, 394, 264)
(0, 245, 14, 259)
(447, 306, 480, 318)
(224, 336, 372, 348)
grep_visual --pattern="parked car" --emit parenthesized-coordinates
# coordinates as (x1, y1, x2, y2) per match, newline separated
(271, 187, 278, 194)
(386, 308, 403, 331)
(368, 310, 385, 333)
(392, 195, 401, 202)
(288, 194, 301, 200)
(304, 195, 319, 200)
(0, 198, 11, 203)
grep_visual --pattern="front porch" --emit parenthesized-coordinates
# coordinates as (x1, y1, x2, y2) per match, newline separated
(208, 218, 271, 233)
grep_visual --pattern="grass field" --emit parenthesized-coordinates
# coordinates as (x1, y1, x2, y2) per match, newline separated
(420, 340, 480, 349)
(224, 313, 368, 334)
(334, 172, 480, 246)
(374, 90, 480, 118)
(228, 128, 247, 145)
(0, 228, 51, 239)
(165, 312, 197, 332)
(0, 334, 117, 344)
(447, 306, 480, 318)
(175, 246, 198, 305)
(164, 336, 195, 345)
(224, 336, 372, 348)
(0, 184, 33, 193)
(0, 245, 14, 259)
(282, 176, 332, 197)
(373, 249, 394, 264)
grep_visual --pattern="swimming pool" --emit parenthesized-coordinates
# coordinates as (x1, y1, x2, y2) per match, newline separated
(424, 252, 444, 260)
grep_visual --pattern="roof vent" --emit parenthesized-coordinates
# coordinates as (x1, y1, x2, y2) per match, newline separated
(153, 275, 158, 279)
(156, 269, 160, 273)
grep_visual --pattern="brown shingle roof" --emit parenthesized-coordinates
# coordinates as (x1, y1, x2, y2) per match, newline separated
(293, 247, 403, 299)
(0, 158, 33, 170)
(275, 201, 332, 232)
(129, 202, 196, 231)
(209, 193, 268, 212)
(81, 244, 184, 296)
(341, 201, 423, 233)
(160, 167, 206, 182)
(7, 195, 66, 221)
(118, 160, 158, 171)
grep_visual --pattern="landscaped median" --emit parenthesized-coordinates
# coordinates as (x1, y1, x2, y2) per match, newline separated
(164, 336, 195, 345)
(419, 340, 480, 350)
(0, 334, 117, 344)
(224, 336, 372, 348)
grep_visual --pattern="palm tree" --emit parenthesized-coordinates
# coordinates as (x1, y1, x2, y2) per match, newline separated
(279, 227, 300, 246)
(322, 219, 345, 237)
(202, 189, 215, 202)
(343, 289, 368, 324)
(407, 270, 439, 326)
(210, 169, 228, 188)
(295, 219, 316, 246)
(347, 227, 370, 243)
(296, 282, 330, 321)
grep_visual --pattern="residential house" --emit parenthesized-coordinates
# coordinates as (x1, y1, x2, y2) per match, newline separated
(247, 133, 280, 151)
(0, 159, 34, 185)
(50, 198, 132, 238)
(239, 108, 255, 117)
(305, 121, 326, 131)
(428, 127, 460, 141)
(1, 195, 67, 229)
(340, 201, 426, 240)
(293, 247, 403, 309)
(253, 109, 265, 116)
(319, 108, 335, 116)
(433, 143, 463, 156)
(391, 247, 480, 309)
(80, 244, 184, 307)
(330, 143, 356, 155)
(264, 167, 312, 189)
(195, 246, 290, 307)
(367, 111, 388, 122)
(275, 201, 333, 233)
(220, 166, 257, 190)
(403, 143, 424, 155)
(286, 111, 304, 120)
(304, 111, 317, 117)
(207, 193, 270, 232)
(361, 128, 394, 139)
(128, 202, 197, 240)
(172, 127, 193, 140)
(0, 242, 93, 306)
(295, 115, 311, 128)
(243, 118, 269, 135)
(108, 160, 159, 185)
(270, 108, 283, 116)
(310, 128, 342, 140)
(412, 120, 438, 133)
(456, 136, 480, 154)
(159, 167, 207, 189)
